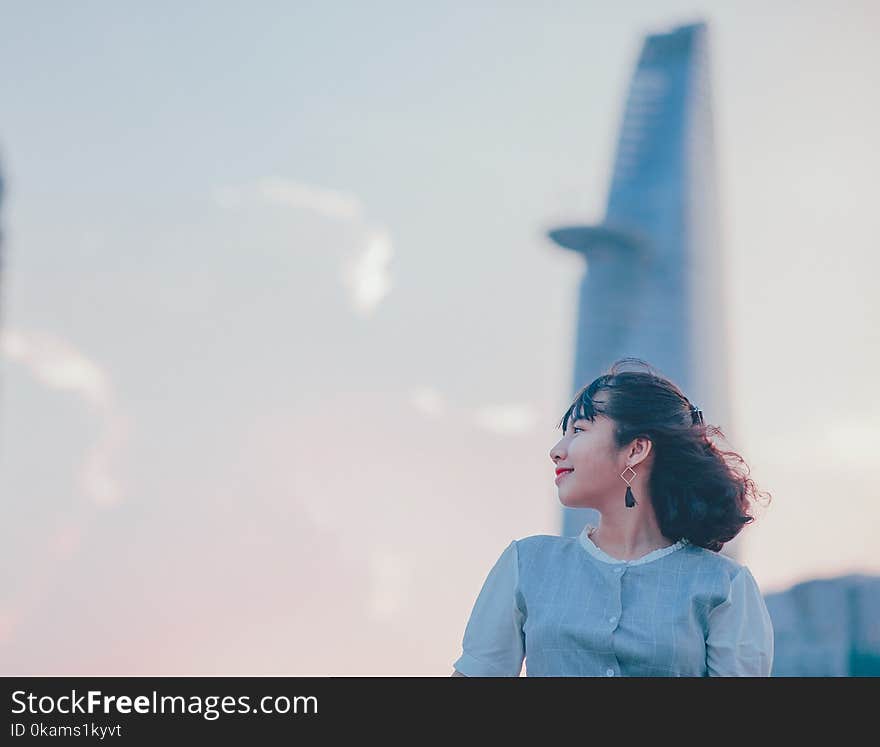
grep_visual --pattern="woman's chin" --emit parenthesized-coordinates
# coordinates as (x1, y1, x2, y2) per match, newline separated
(559, 492, 596, 510)
(559, 494, 585, 508)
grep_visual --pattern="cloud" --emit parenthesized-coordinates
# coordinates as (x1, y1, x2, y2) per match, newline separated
(341, 227, 394, 316)
(212, 178, 395, 316)
(408, 389, 539, 436)
(408, 386, 448, 418)
(212, 177, 365, 221)
(2, 329, 109, 407)
(256, 177, 365, 221)
(1, 328, 128, 507)
(471, 403, 538, 436)
(0, 329, 130, 647)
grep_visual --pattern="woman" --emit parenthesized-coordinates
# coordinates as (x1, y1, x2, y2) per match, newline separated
(451, 358, 774, 677)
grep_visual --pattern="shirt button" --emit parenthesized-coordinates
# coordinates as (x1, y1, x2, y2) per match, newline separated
(614, 566, 624, 573)
(609, 616, 617, 624)
(606, 668, 615, 677)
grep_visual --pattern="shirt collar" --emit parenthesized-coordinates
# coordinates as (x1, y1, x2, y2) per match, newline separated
(578, 524, 688, 566)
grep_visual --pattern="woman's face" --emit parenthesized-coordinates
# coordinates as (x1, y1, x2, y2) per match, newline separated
(549, 412, 625, 511)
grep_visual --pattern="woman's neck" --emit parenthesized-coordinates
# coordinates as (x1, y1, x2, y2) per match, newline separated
(586, 522, 675, 561)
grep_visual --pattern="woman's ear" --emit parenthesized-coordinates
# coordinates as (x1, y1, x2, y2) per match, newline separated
(629, 436, 653, 467)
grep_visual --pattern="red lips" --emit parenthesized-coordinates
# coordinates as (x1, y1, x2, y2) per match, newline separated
(555, 469, 573, 483)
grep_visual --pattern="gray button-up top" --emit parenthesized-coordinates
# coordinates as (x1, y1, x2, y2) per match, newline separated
(453, 525, 774, 677)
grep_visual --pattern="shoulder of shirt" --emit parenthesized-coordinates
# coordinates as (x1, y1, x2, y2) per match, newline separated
(512, 533, 571, 546)
(680, 542, 757, 587)
(510, 533, 580, 557)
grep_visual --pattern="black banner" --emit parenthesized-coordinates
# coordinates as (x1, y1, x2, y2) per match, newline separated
(1, 676, 868, 741)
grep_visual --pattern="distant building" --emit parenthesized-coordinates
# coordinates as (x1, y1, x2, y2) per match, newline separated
(764, 574, 880, 676)
(548, 22, 740, 559)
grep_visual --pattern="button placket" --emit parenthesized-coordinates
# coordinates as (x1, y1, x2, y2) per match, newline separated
(609, 566, 623, 630)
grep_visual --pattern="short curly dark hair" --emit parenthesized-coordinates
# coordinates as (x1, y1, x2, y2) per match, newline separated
(557, 357, 770, 552)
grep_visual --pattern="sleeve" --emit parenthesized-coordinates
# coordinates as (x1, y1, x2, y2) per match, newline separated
(452, 540, 526, 677)
(706, 565, 775, 676)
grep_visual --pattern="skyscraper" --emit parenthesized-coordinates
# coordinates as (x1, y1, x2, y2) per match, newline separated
(549, 22, 740, 559)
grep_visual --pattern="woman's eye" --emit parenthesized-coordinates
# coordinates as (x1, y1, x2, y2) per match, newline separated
(572, 427, 583, 434)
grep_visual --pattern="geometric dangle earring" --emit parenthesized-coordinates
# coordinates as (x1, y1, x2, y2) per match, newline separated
(620, 465, 638, 508)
